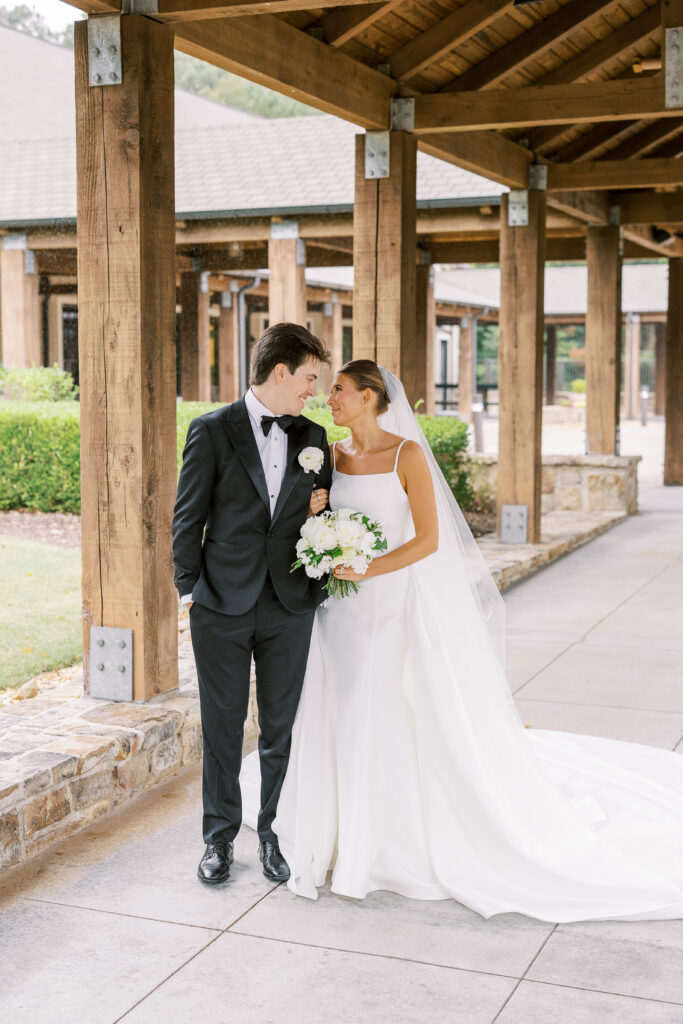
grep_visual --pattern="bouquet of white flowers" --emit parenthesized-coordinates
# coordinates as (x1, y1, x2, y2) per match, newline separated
(291, 508, 387, 599)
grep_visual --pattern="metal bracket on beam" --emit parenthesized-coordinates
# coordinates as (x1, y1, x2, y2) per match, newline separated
(2, 233, 27, 250)
(296, 237, 306, 266)
(200, 271, 210, 294)
(608, 205, 621, 226)
(365, 131, 390, 179)
(270, 219, 299, 240)
(323, 301, 333, 317)
(391, 97, 415, 131)
(507, 190, 529, 227)
(665, 27, 683, 109)
(528, 165, 547, 190)
(122, 0, 159, 11)
(89, 626, 133, 701)
(500, 505, 528, 544)
(24, 250, 36, 275)
(87, 16, 122, 88)
(220, 290, 233, 309)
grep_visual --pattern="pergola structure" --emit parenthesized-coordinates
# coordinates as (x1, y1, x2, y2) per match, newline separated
(52, 0, 682, 701)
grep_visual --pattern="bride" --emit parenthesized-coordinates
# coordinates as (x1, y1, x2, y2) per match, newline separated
(241, 359, 683, 922)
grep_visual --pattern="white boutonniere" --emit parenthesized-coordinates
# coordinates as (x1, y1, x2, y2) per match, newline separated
(298, 446, 325, 474)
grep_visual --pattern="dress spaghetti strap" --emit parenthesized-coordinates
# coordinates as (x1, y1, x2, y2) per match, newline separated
(394, 439, 408, 472)
(332, 440, 338, 470)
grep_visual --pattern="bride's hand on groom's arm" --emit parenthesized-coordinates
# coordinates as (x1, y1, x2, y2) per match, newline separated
(308, 487, 329, 517)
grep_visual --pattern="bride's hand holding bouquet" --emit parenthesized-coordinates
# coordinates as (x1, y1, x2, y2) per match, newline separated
(291, 508, 387, 598)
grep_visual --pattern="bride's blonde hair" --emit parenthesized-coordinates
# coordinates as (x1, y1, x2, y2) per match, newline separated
(338, 359, 390, 414)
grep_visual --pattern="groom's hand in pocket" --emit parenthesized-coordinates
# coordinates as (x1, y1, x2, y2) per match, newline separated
(308, 488, 329, 517)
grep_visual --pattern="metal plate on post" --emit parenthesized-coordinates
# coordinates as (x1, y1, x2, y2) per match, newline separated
(365, 131, 390, 179)
(391, 97, 415, 131)
(87, 16, 122, 88)
(665, 28, 683, 109)
(507, 190, 529, 227)
(90, 626, 133, 701)
(270, 219, 299, 240)
(501, 504, 528, 544)
(528, 164, 547, 190)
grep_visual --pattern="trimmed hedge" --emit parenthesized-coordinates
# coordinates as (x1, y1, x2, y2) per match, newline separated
(0, 399, 473, 513)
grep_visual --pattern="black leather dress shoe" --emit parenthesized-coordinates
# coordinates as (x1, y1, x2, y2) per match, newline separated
(197, 837, 234, 885)
(259, 839, 290, 882)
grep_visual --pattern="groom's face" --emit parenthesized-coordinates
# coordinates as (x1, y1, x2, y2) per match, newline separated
(277, 357, 320, 416)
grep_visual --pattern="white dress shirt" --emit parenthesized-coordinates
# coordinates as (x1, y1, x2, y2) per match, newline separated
(181, 389, 288, 606)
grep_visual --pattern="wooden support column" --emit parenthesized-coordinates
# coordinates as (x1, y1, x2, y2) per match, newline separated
(268, 223, 307, 326)
(664, 258, 683, 484)
(218, 288, 240, 403)
(458, 315, 474, 423)
(0, 242, 41, 368)
(47, 294, 66, 368)
(655, 321, 666, 416)
(545, 322, 557, 405)
(180, 270, 211, 402)
(75, 15, 178, 701)
(415, 259, 436, 414)
(586, 224, 622, 453)
(353, 131, 417, 398)
(625, 314, 642, 419)
(319, 293, 343, 394)
(497, 189, 546, 544)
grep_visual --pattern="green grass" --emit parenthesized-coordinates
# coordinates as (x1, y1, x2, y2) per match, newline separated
(1, 537, 82, 690)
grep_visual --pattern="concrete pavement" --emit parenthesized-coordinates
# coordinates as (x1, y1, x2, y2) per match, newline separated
(1, 439, 681, 1024)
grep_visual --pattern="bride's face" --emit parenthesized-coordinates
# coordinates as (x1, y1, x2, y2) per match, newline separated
(327, 374, 373, 426)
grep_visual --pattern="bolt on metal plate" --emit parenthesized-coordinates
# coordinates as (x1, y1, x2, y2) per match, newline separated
(500, 504, 528, 544)
(665, 28, 683, 109)
(87, 16, 122, 88)
(365, 131, 390, 179)
(507, 190, 529, 227)
(89, 626, 133, 701)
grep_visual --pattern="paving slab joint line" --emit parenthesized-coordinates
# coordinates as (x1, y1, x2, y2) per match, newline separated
(490, 923, 558, 1023)
(17, 894, 225, 932)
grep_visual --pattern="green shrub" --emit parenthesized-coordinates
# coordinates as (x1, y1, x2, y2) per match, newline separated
(0, 399, 475, 514)
(0, 402, 81, 512)
(0, 364, 79, 402)
(570, 377, 586, 394)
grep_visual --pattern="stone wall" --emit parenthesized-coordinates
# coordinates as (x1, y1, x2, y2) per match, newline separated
(471, 454, 640, 516)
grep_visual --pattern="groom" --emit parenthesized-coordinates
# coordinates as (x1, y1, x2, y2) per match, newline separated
(172, 323, 332, 885)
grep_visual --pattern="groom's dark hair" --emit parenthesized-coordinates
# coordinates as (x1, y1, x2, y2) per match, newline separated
(250, 322, 331, 385)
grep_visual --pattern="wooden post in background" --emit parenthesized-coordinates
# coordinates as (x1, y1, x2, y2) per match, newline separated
(415, 257, 435, 414)
(218, 287, 240, 403)
(497, 188, 546, 544)
(625, 313, 641, 419)
(586, 224, 622, 453)
(655, 321, 666, 416)
(0, 242, 41, 368)
(545, 322, 557, 405)
(180, 270, 211, 402)
(268, 223, 307, 326)
(319, 293, 343, 394)
(75, 15, 178, 701)
(664, 258, 683, 484)
(353, 131, 417, 397)
(47, 294, 66, 368)
(458, 316, 474, 423)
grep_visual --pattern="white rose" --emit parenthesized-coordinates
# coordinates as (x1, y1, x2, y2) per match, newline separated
(360, 531, 377, 555)
(337, 519, 363, 549)
(335, 508, 354, 522)
(308, 521, 337, 553)
(298, 446, 325, 474)
(351, 555, 370, 575)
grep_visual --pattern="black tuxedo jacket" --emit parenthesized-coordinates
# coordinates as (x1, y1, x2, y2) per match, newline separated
(172, 398, 333, 616)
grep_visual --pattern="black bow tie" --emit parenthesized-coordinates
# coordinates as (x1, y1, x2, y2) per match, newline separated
(261, 414, 295, 437)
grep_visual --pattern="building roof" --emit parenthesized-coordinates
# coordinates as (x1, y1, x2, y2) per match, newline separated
(0, 24, 260, 142)
(436, 263, 669, 316)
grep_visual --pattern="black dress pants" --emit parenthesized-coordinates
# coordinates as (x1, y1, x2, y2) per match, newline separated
(189, 575, 315, 844)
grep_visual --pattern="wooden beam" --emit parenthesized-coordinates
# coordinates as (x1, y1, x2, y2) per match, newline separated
(585, 224, 622, 455)
(413, 77, 674, 134)
(546, 190, 610, 225)
(548, 158, 683, 191)
(554, 122, 639, 164)
(418, 131, 532, 189)
(623, 223, 683, 256)
(497, 190, 546, 544)
(614, 189, 683, 224)
(457, 315, 474, 423)
(154, 0, 379, 21)
(648, 132, 683, 158)
(442, 0, 618, 92)
(268, 234, 307, 324)
(218, 290, 240, 403)
(387, 0, 507, 82)
(599, 119, 683, 161)
(545, 323, 557, 405)
(664, 257, 683, 482)
(353, 132, 417, 396)
(655, 320, 666, 415)
(173, 15, 394, 129)
(318, 1, 400, 47)
(180, 271, 211, 400)
(74, 16, 178, 702)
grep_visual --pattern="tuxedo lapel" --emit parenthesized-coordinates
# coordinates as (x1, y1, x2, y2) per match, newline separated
(271, 419, 310, 527)
(222, 398, 271, 514)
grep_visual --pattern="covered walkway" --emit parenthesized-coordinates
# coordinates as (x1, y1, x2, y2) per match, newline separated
(2, 480, 681, 1024)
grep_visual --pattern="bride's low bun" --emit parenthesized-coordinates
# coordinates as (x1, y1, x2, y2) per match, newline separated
(339, 359, 390, 414)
